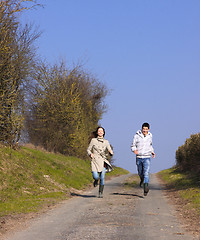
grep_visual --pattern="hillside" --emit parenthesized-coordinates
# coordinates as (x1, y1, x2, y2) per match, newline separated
(0, 145, 129, 217)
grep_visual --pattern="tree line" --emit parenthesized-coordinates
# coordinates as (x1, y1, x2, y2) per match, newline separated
(0, 0, 108, 158)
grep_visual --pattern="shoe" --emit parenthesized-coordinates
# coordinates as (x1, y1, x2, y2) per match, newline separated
(144, 183, 149, 196)
(93, 179, 98, 187)
(140, 177, 144, 188)
(98, 185, 104, 198)
(98, 192, 103, 198)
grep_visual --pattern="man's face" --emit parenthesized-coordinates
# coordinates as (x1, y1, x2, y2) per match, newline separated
(142, 127, 149, 136)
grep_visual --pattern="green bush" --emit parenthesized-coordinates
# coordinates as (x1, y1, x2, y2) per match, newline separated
(176, 133, 200, 174)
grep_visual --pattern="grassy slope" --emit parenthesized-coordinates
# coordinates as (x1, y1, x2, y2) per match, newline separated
(157, 167, 200, 215)
(0, 146, 129, 217)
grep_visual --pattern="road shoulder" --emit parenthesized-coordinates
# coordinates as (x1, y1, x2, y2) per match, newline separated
(156, 173, 200, 238)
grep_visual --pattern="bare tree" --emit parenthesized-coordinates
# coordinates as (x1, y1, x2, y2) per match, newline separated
(0, 0, 40, 147)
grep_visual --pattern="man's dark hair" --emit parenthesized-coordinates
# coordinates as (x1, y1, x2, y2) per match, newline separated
(142, 122, 150, 129)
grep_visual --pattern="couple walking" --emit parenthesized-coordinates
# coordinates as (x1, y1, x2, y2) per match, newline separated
(87, 122, 155, 197)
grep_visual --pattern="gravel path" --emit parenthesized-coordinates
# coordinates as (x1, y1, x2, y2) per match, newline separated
(5, 174, 199, 240)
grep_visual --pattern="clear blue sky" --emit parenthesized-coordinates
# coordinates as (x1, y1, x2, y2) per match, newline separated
(21, 0, 200, 173)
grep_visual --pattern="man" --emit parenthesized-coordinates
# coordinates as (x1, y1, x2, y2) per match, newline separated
(131, 122, 155, 196)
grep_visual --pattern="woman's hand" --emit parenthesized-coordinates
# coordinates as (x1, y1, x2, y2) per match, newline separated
(90, 153, 94, 159)
(109, 151, 113, 156)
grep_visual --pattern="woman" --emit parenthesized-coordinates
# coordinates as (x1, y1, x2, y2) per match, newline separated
(87, 126, 113, 198)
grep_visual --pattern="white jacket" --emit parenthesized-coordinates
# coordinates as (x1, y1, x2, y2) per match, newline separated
(131, 130, 154, 158)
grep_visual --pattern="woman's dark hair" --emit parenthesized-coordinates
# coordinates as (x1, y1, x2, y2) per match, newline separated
(142, 122, 150, 129)
(88, 126, 105, 143)
(88, 131, 96, 143)
(95, 126, 105, 137)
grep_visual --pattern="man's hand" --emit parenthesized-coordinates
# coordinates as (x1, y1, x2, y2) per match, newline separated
(134, 150, 138, 155)
(152, 152, 155, 158)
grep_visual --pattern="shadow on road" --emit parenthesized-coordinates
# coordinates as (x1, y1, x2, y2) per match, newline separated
(105, 183, 123, 187)
(111, 192, 144, 199)
(70, 193, 97, 198)
(147, 185, 163, 191)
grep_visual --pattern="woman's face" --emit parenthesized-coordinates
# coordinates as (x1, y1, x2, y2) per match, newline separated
(97, 128, 104, 137)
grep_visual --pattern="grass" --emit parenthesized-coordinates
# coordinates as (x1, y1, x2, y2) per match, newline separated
(0, 145, 129, 217)
(123, 174, 138, 188)
(157, 167, 200, 215)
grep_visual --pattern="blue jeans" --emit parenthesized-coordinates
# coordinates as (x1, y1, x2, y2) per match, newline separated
(136, 158, 151, 184)
(92, 167, 106, 186)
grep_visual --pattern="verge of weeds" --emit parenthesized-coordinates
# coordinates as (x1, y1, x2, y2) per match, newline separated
(123, 174, 138, 188)
(157, 167, 200, 236)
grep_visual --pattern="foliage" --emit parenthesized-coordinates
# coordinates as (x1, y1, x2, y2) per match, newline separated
(176, 133, 200, 174)
(0, 0, 40, 147)
(26, 62, 108, 158)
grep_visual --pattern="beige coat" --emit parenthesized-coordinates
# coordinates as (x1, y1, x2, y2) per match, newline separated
(87, 137, 113, 172)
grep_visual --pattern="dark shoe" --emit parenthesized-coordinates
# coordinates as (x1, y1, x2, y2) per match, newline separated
(98, 185, 104, 198)
(98, 192, 103, 198)
(140, 177, 144, 188)
(93, 179, 98, 187)
(144, 183, 149, 196)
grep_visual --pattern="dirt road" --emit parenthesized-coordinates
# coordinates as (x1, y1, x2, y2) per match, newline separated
(4, 174, 199, 240)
